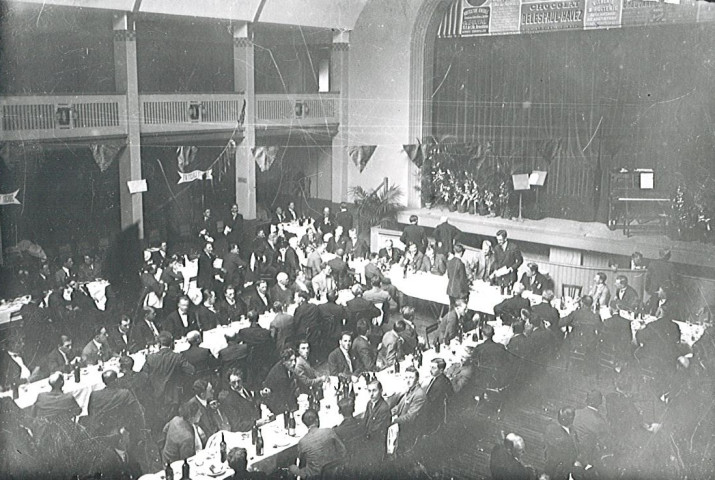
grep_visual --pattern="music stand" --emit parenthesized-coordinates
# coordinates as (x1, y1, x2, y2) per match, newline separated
(512, 174, 530, 221)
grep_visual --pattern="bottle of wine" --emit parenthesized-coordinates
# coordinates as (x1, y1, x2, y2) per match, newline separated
(256, 428, 264, 456)
(11, 381, 19, 399)
(394, 359, 400, 373)
(435, 341, 441, 354)
(283, 410, 290, 431)
(181, 458, 190, 480)
(73, 363, 81, 383)
(220, 432, 227, 463)
(165, 462, 174, 480)
(288, 410, 296, 436)
(251, 424, 258, 445)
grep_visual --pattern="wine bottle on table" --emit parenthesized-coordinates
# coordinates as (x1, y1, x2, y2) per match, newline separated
(435, 341, 441, 354)
(220, 432, 227, 463)
(181, 458, 190, 480)
(394, 359, 400, 373)
(73, 364, 81, 383)
(288, 410, 296, 436)
(11, 381, 19, 399)
(251, 424, 258, 445)
(284, 410, 290, 431)
(165, 462, 174, 480)
(256, 428, 264, 456)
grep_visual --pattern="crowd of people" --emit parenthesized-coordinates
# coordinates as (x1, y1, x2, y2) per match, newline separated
(0, 205, 713, 480)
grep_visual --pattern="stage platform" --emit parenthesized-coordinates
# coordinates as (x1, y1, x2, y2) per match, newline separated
(397, 207, 715, 271)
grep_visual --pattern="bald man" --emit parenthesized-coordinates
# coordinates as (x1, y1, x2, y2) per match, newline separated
(87, 370, 145, 435)
(31, 372, 81, 420)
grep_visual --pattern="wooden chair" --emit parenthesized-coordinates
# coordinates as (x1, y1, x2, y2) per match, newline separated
(425, 323, 439, 348)
(562, 283, 583, 300)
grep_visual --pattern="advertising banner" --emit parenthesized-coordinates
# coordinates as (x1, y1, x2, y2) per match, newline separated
(521, 0, 586, 33)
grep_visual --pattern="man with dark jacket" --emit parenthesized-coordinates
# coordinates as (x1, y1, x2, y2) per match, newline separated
(243, 280, 271, 315)
(141, 331, 195, 424)
(490, 433, 537, 480)
(363, 380, 391, 465)
(400, 215, 428, 253)
(163, 296, 197, 340)
(531, 290, 561, 336)
(221, 369, 261, 432)
(217, 332, 250, 386)
(351, 319, 377, 373)
(573, 390, 610, 468)
(261, 348, 298, 414)
(493, 283, 532, 325)
(294, 291, 324, 346)
(181, 331, 218, 381)
(132, 306, 162, 351)
(519, 263, 548, 296)
(609, 275, 641, 312)
(183, 379, 220, 438)
(345, 285, 381, 333)
(31, 372, 82, 420)
(378, 239, 403, 265)
(446, 244, 470, 306)
(108, 315, 139, 355)
(87, 370, 145, 436)
(420, 358, 454, 433)
(472, 323, 512, 397)
(491, 229, 523, 290)
(543, 407, 579, 480)
(432, 216, 461, 255)
(239, 310, 275, 385)
(223, 243, 247, 290)
(328, 332, 356, 379)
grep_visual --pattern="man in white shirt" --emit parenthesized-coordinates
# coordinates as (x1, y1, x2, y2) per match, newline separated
(327, 332, 355, 380)
(1, 335, 39, 387)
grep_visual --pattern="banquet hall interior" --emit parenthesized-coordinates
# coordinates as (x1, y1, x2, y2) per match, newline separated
(1, 0, 715, 479)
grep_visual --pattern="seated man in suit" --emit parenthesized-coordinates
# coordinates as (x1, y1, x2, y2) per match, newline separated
(194, 289, 220, 331)
(132, 306, 162, 351)
(609, 275, 641, 312)
(87, 370, 145, 436)
(327, 248, 350, 290)
(107, 315, 139, 355)
(345, 284, 381, 333)
(345, 228, 369, 260)
(333, 397, 363, 462)
(81, 326, 114, 365)
(294, 341, 327, 394)
(115, 355, 152, 412)
(217, 332, 250, 388)
(471, 323, 512, 400)
(183, 379, 220, 438)
(226, 447, 267, 480)
(164, 296, 197, 340)
(218, 284, 247, 325)
(269, 301, 295, 354)
(377, 320, 406, 370)
(351, 319, 377, 373)
(221, 369, 264, 432)
(91, 426, 143, 480)
(269, 272, 294, 307)
(261, 348, 298, 415)
(31, 372, 82, 421)
(493, 283, 531, 325)
(420, 358, 454, 434)
(0, 335, 40, 388)
(289, 409, 347, 479)
(311, 265, 336, 299)
(438, 299, 470, 345)
(327, 332, 357, 380)
(42, 334, 82, 377)
(388, 366, 426, 453)
(532, 290, 561, 336)
(243, 280, 271, 315)
(519, 263, 548, 296)
(239, 310, 275, 385)
(378, 239, 403, 265)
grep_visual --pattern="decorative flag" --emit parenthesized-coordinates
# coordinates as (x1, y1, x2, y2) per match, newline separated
(403, 144, 424, 168)
(253, 146, 281, 172)
(237, 99, 246, 127)
(90, 143, 126, 172)
(178, 170, 213, 184)
(0, 190, 21, 205)
(177, 146, 198, 172)
(348, 145, 377, 173)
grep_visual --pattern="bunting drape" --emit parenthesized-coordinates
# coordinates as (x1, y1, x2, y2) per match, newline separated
(348, 145, 377, 173)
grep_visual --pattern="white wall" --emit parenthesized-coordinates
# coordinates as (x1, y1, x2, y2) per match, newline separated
(347, 0, 426, 206)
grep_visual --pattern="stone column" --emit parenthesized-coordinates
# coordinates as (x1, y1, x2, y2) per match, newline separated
(113, 14, 144, 238)
(233, 22, 257, 220)
(331, 30, 350, 204)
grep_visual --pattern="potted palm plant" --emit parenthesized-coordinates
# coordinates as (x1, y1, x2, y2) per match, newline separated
(350, 181, 404, 232)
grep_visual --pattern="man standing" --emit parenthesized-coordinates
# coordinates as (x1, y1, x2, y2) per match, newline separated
(432, 216, 461, 255)
(289, 409, 346, 479)
(400, 215, 427, 253)
(491, 229, 523, 291)
(446, 244, 470, 307)
(224, 204, 244, 251)
(543, 407, 580, 480)
(181, 330, 218, 381)
(389, 366, 426, 453)
(141, 331, 195, 424)
(335, 203, 353, 232)
(87, 370, 145, 436)
(197, 242, 217, 290)
(351, 319, 377, 373)
(573, 390, 610, 469)
(222, 243, 247, 289)
(261, 348, 298, 415)
(269, 301, 295, 353)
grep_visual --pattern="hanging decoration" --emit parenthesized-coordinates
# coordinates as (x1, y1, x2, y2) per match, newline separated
(253, 146, 281, 172)
(178, 169, 213, 184)
(0, 189, 21, 205)
(348, 145, 377, 173)
(177, 146, 198, 172)
(403, 144, 424, 168)
(90, 143, 126, 172)
(216, 138, 237, 183)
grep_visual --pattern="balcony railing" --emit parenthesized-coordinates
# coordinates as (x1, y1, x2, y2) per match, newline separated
(139, 93, 246, 134)
(255, 93, 340, 128)
(0, 95, 128, 141)
(0, 92, 341, 141)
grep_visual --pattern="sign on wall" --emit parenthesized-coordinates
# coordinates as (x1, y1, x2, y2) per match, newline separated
(520, 0, 586, 33)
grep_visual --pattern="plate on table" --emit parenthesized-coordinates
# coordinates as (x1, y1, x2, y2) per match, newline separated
(205, 464, 227, 477)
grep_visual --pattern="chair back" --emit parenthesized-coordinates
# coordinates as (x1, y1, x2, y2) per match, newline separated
(425, 323, 439, 347)
(562, 283, 583, 299)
